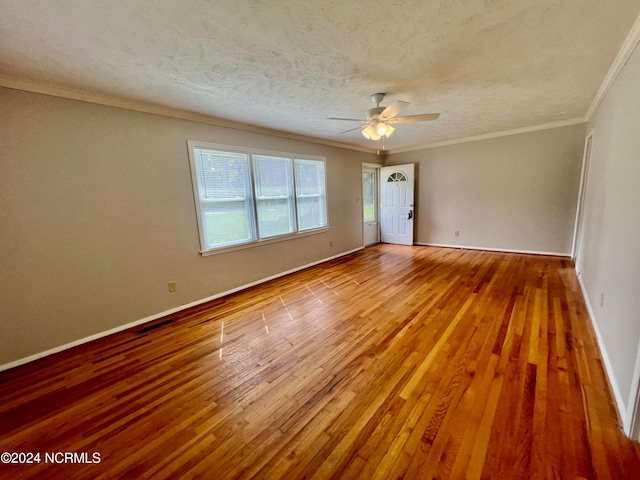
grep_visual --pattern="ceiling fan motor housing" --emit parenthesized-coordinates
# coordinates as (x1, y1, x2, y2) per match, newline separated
(367, 106, 385, 120)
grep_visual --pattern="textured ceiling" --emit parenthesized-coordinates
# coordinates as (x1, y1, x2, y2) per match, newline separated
(1, 0, 639, 152)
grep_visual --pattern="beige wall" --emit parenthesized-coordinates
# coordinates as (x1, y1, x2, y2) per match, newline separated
(579, 42, 640, 431)
(0, 87, 378, 366)
(385, 124, 586, 254)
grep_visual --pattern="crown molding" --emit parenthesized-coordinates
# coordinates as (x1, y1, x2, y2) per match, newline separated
(386, 116, 587, 154)
(0, 75, 377, 155)
(586, 13, 640, 120)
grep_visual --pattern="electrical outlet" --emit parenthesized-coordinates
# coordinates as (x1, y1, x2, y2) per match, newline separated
(168, 281, 177, 293)
(454, 230, 460, 237)
(329, 241, 333, 247)
(600, 293, 605, 308)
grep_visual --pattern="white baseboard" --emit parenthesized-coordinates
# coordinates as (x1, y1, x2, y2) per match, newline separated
(0, 247, 364, 373)
(414, 242, 571, 257)
(576, 273, 629, 433)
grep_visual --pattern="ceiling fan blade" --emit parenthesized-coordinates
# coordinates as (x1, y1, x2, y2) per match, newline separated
(336, 126, 364, 135)
(328, 117, 368, 122)
(379, 101, 410, 120)
(387, 113, 440, 124)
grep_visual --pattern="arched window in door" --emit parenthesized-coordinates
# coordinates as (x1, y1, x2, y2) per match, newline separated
(386, 172, 408, 182)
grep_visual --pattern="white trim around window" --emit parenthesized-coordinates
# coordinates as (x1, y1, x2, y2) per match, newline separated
(187, 141, 329, 256)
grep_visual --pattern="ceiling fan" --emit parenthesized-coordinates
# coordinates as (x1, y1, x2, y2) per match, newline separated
(329, 93, 440, 140)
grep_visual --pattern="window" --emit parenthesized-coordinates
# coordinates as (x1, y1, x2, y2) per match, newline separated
(191, 149, 256, 249)
(188, 142, 328, 253)
(254, 155, 295, 238)
(386, 171, 407, 182)
(295, 159, 327, 231)
(362, 171, 376, 223)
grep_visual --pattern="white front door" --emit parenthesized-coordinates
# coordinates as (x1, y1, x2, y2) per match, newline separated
(380, 164, 414, 245)
(363, 166, 379, 246)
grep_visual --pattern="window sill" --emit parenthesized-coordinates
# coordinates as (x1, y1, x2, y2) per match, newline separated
(200, 227, 330, 257)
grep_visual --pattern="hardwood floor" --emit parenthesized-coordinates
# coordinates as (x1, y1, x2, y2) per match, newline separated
(1, 244, 639, 479)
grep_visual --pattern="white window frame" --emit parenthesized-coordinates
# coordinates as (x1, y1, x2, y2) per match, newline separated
(187, 141, 329, 256)
(294, 158, 328, 232)
(253, 154, 297, 239)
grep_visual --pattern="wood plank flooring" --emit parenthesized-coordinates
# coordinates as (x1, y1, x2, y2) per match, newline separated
(1, 244, 639, 479)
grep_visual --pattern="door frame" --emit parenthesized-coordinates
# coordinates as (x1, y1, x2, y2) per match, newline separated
(362, 163, 381, 247)
(571, 130, 594, 272)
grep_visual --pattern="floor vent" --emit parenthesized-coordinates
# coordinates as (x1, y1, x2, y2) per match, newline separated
(136, 319, 174, 335)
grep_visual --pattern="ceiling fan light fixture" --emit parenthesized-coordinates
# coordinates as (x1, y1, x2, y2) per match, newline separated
(386, 124, 395, 137)
(362, 125, 380, 140)
(376, 122, 388, 136)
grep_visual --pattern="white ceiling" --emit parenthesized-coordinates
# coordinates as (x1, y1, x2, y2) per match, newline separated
(1, 0, 639, 153)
